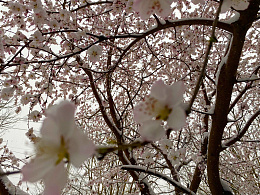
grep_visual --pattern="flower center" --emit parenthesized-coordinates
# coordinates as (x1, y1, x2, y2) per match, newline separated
(152, 1, 160, 10)
(92, 51, 98, 56)
(156, 105, 172, 121)
(56, 136, 70, 165)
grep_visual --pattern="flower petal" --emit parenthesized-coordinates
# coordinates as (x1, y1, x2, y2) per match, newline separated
(166, 81, 185, 107)
(133, 101, 153, 123)
(150, 80, 167, 101)
(133, 0, 151, 20)
(232, 0, 249, 10)
(43, 162, 67, 195)
(40, 117, 60, 144)
(47, 101, 76, 138)
(139, 120, 165, 141)
(221, 0, 233, 12)
(69, 128, 96, 167)
(22, 157, 56, 183)
(156, 0, 173, 18)
(167, 106, 186, 129)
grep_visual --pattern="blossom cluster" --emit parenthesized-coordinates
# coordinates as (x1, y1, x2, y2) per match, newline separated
(132, 0, 250, 20)
(134, 80, 186, 141)
(133, 0, 176, 20)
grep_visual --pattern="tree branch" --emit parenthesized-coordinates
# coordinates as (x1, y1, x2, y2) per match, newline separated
(207, 1, 260, 194)
(122, 165, 196, 195)
(221, 109, 260, 150)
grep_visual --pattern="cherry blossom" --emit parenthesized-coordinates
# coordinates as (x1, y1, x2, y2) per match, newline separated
(159, 139, 173, 154)
(25, 128, 37, 142)
(168, 149, 181, 165)
(134, 80, 186, 141)
(22, 101, 96, 195)
(28, 110, 42, 122)
(87, 45, 102, 62)
(1, 87, 15, 101)
(133, 0, 175, 20)
(21, 94, 34, 105)
(31, 30, 44, 42)
(168, 148, 185, 166)
(3, 77, 18, 87)
(142, 150, 154, 164)
(221, 0, 249, 12)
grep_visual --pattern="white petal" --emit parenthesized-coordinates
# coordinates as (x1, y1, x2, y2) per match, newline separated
(55, 101, 75, 138)
(40, 117, 60, 144)
(166, 82, 185, 107)
(133, 102, 153, 123)
(221, 0, 233, 12)
(156, 0, 173, 18)
(150, 80, 167, 101)
(232, 0, 249, 10)
(191, 0, 204, 4)
(167, 106, 186, 130)
(22, 157, 56, 183)
(133, 0, 151, 20)
(69, 129, 96, 167)
(133, 0, 143, 12)
(139, 120, 165, 141)
(43, 162, 67, 195)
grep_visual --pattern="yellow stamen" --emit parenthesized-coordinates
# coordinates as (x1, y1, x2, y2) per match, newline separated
(55, 136, 70, 165)
(156, 106, 172, 121)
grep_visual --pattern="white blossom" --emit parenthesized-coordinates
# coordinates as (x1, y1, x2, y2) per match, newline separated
(168, 149, 181, 165)
(87, 45, 102, 62)
(134, 80, 186, 141)
(142, 150, 154, 164)
(1, 87, 15, 101)
(159, 139, 173, 154)
(221, 0, 249, 12)
(31, 30, 44, 42)
(21, 94, 33, 105)
(133, 0, 175, 20)
(22, 101, 96, 195)
(28, 110, 42, 122)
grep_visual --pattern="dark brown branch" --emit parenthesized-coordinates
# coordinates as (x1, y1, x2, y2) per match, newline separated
(207, 1, 260, 194)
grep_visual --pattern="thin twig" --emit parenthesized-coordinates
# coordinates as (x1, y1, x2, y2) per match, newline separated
(187, 0, 224, 113)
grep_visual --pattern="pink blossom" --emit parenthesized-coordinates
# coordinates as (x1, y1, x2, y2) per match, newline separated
(134, 80, 186, 141)
(1, 87, 15, 101)
(22, 101, 96, 195)
(87, 45, 102, 62)
(168, 149, 181, 165)
(21, 94, 33, 105)
(133, 0, 175, 20)
(28, 110, 42, 122)
(221, 0, 249, 12)
(142, 150, 154, 164)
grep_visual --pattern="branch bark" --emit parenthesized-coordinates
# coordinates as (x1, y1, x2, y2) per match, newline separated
(207, 1, 260, 194)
